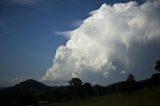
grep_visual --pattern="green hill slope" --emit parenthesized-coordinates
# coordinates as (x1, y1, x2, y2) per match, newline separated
(53, 85, 160, 106)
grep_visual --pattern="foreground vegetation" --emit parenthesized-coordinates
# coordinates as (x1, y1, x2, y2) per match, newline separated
(52, 85, 160, 106)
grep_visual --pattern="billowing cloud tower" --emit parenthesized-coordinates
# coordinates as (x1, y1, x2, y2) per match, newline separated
(43, 0, 160, 85)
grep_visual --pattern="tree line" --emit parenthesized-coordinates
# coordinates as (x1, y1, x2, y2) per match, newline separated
(0, 60, 160, 106)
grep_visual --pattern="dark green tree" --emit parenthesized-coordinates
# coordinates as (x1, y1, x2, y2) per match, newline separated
(151, 73, 160, 81)
(125, 74, 137, 96)
(127, 74, 135, 81)
(83, 83, 93, 97)
(155, 60, 160, 72)
(69, 78, 82, 88)
(150, 60, 160, 84)
(69, 78, 82, 98)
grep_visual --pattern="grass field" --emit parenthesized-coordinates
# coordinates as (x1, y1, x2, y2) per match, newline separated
(47, 85, 160, 106)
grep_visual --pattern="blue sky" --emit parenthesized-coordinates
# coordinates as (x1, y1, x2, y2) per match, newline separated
(1, 0, 157, 87)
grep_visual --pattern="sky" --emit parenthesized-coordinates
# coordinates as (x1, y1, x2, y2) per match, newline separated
(0, 0, 160, 87)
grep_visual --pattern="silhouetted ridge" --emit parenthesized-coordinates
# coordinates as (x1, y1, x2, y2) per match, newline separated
(14, 79, 51, 92)
(0, 71, 160, 106)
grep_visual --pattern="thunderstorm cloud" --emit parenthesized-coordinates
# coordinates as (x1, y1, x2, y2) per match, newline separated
(43, 0, 160, 85)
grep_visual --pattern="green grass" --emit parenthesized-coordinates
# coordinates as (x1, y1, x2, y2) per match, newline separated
(48, 85, 160, 106)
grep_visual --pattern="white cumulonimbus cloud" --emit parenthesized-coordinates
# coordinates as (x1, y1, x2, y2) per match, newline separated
(42, 0, 160, 84)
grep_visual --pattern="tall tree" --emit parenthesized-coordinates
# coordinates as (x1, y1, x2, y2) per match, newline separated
(69, 78, 82, 98)
(69, 78, 82, 88)
(155, 60, 160, 72)
(83, 83, 93, 97)
(125, 74, 137, 96)
(127, 74, 135, 82)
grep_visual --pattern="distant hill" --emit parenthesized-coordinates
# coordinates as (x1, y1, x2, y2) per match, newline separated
(0, 79, 70, 106)
(0, 79, 52, 96)
(14, 79, 51, 92)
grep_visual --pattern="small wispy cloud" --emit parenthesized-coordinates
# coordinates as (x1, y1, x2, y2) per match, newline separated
(0, 19, 11, 27)
(0, 77, 29, 87)
(54, 31, 69, 36)
(53, 30, 73, 39)
(11, 77, 27, 85)
(71, 20, 83, 27)
(0, 20, 6, 27)
(0, 19, 12, 34)
(53, 20, 83, 38)
(7, 49, 52, 59)
(10, 0, 46, 7)
(120, 71, 127, 75)
(0, 30, 10, 34)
